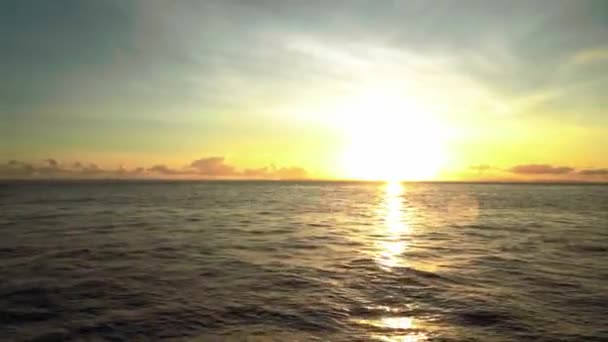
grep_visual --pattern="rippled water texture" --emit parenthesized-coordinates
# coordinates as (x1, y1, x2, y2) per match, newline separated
(1, 181, 607, 341)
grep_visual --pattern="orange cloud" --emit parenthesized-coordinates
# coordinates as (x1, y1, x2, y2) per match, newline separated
(579, 168, 608, 177)
(147, 164, 185, 175)
(189, 157, 236, 176)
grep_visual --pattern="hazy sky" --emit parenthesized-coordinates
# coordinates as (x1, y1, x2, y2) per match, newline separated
(2, 0, 608, 180)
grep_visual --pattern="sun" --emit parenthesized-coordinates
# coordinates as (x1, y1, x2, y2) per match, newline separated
(339, 88, 446, 181)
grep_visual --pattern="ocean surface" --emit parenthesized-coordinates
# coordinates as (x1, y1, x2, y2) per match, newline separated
(1, 181, 607, 341)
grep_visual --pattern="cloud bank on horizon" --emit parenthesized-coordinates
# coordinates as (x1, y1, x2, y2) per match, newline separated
(0, 157, 308, 180)
(2, 158, 607, 182)
(2, 0, 607, 179)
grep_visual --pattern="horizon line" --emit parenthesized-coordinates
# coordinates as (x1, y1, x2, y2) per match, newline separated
(1, 178, 607, 185)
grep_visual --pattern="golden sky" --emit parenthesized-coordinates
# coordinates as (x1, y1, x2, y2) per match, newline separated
(2, 1, 608, 181)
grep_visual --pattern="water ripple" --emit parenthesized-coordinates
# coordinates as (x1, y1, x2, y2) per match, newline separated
(0, 181, 606, 341)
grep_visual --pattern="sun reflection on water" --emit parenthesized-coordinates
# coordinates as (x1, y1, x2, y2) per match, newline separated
(356, 314, 428, 342)
(368, 182, 429, 341)
(375, 181, 410, 270)
(381, 316, 414, 329)
(377, 333, 428, 342)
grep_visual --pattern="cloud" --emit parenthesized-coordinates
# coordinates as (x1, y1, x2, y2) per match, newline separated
(185, 157, 307, 179)
(242, 165, 308, 179)
(272, 166, 308, 179)
(73, 162, 104, 175)
(0, 160, 35, 176)
(146, 164, 184, 175)
(0, 159, 148, 179)
(37, 158, 65, 175)
(469, 164, 492, 173)
(578, 168, 608, 176)
(46, 158, 59, 168)
(573, 48, 608, 65)
(116, 165, 145, 176)
(0, 157, 309, 180)
(509, 164, 574, 175)
(189, 157, 236, 176)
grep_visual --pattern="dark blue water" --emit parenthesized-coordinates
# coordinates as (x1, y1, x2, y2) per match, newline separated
(1, 181, 607, 341)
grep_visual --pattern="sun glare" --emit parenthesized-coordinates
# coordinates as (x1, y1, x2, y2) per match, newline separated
(339, 88, 446, 181)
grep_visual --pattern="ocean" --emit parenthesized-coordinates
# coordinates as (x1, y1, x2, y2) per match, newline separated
(1, 181, 607, 341)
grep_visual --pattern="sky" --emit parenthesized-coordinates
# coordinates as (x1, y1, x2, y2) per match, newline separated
(2, 0, 608, 181)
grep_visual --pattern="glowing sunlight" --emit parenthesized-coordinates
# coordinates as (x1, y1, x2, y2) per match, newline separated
(339, 88, 446, 181)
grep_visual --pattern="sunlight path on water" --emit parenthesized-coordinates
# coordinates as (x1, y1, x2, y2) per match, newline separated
(364, 181, 429, 341)
(376, 181, 409, 270)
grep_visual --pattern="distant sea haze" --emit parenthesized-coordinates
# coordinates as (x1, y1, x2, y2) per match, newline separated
(1, 181, 607, 341)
